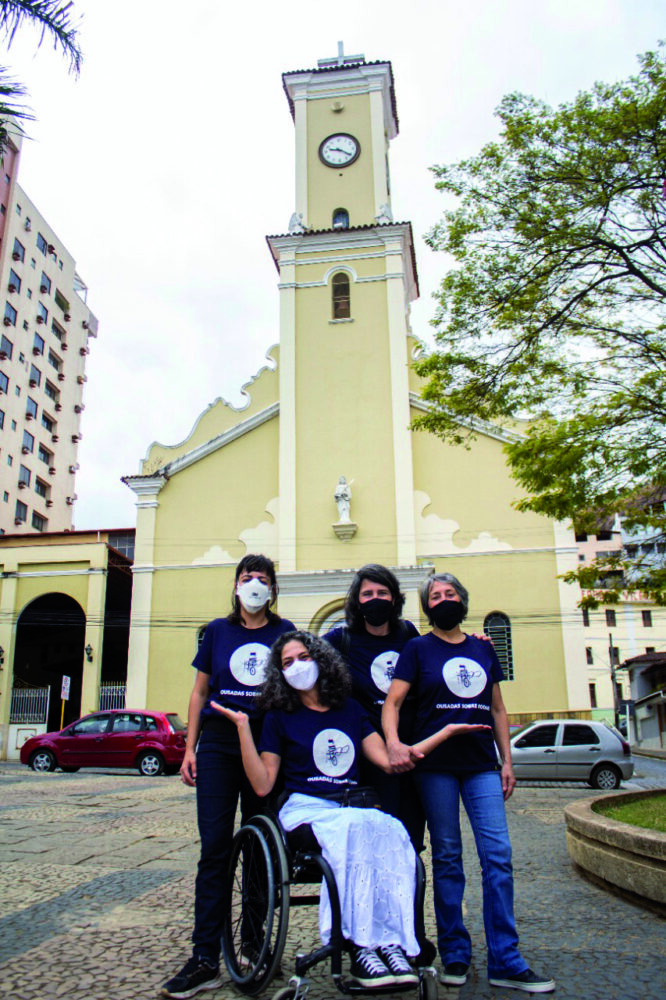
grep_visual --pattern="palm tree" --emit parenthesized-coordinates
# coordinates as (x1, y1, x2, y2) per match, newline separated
(0, 1, 82, 149)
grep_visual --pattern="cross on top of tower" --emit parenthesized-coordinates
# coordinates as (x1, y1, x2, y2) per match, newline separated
(318, 41, 365, 69)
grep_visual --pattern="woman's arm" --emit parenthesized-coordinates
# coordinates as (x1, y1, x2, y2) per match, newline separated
(210, 702, 281, 797)
(381, 679, 418, 772)
(490, 684, 516, 801)
(180, 670, 211, 786)
(361, 731, 423, 772)
(412, 722, 492, 757)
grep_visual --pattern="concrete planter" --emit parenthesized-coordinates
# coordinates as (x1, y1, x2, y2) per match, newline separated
(565, 790, 666, 908)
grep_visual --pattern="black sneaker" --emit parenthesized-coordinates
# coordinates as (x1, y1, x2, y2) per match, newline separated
(488, 968, 555, 993)
(161, 956, 223, 998)
(377, 945, 418, 985)
(441, 962, 470, 986)
(349, 946, 396, 987)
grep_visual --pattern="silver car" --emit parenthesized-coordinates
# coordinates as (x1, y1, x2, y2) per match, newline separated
(510, 719, 634, 789)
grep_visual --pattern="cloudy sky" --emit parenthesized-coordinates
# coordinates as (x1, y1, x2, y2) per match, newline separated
(4, 0, 665, 529)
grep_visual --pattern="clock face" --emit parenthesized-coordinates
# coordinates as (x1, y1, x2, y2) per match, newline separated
(319, 133, 361, 167)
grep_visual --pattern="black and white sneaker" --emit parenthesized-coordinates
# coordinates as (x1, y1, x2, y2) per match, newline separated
(377, 945, 418, 985)
(161, 956, 224, 998)
(349, 946, 396, 987)
(488, 968, 555, 993)
(441, 962, 470, 986)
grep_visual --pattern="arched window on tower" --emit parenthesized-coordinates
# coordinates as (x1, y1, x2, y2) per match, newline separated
(332, 207, 349, 229)
(483, 611, 514, 680)
(331, 272, 351, 319)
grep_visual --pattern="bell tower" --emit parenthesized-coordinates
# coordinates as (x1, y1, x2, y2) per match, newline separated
(268, 46, 418, 573)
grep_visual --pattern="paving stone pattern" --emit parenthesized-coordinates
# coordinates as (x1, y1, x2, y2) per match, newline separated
(0, 765, 664, 1000)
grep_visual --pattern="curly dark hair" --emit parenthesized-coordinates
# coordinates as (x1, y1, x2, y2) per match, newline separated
(344, 563, 406, 632)
(257, 630, 351, 712)
(227, 553, 281, 625)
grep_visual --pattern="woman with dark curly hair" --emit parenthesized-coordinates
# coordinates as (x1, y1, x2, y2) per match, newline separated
(324, 564, 424, 849)
(214, 629, 486, 990)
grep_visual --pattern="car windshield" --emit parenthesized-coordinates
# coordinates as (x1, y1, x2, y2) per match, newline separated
(166, 713, 186, 732)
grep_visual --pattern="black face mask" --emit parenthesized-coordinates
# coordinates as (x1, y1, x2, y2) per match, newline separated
(430, 599, 465, 631)
(360, 598, 393, 626)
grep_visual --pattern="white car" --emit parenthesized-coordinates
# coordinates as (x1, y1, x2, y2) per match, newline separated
(510, 719, 634, 789)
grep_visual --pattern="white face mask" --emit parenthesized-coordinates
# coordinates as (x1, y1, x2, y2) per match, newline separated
(283, 659, 319, 691)
(236, 579, 271, 613)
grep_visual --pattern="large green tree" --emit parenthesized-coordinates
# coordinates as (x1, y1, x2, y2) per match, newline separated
(414, 47, 666, 603)
(0, 2, 81, 149)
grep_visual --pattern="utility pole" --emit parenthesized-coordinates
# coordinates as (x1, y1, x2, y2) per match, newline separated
(608, 632, 620, 728)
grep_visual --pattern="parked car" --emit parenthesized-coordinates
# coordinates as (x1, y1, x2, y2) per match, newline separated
(510, 719, 633, 789)
(20, 709, 187, 776)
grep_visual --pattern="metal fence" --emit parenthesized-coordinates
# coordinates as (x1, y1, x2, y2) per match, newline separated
(99, 683, 126, 711)
(10, 687, 50, 724)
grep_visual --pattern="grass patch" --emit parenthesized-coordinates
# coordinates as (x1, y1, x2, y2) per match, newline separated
(592, 792, 666, 833)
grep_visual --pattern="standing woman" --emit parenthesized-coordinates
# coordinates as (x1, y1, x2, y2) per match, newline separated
(324, 564, 425, 850)
(162, 554, 295, 1000)
(382, 573, 554, 994)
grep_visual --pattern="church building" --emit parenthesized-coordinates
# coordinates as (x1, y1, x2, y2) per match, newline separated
(123, 48, 588, 721)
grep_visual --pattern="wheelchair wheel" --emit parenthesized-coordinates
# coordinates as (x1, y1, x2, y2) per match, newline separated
(419, 968, 438, 1000)
(222, 819, 290, 995)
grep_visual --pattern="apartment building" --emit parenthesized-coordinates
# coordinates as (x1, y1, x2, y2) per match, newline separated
(0, 133, 97, 534)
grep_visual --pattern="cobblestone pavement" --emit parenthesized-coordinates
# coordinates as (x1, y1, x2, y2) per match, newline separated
(0, 762, 664, 1000)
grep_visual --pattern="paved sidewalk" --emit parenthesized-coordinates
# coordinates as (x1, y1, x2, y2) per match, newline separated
(0, 763, 664, 1000)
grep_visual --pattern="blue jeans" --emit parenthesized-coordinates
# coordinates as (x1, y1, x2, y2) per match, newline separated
(192, 730, 262, 962)
(416, 769, 527, 978)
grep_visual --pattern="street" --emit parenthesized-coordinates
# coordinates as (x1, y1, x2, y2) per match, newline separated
(0, 759, 665, 1000)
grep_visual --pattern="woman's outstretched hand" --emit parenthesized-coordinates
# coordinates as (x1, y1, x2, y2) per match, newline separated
(210, 701, 250, 731)
(441, 723, 492, 739)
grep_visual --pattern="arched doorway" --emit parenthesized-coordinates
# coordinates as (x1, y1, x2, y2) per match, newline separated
(13, 593, 86, 731)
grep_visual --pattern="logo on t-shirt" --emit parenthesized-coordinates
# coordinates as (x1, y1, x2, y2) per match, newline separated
(312, 728, 355, 777)
(370, 650, 399, 694)
(229, 643, 270, 687)
(442, 657, 487, 698)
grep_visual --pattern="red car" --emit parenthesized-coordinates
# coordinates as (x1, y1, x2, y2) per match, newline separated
(20, 709, 187, 776)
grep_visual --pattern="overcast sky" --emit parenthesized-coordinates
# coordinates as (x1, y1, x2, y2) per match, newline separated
(4, 0, 665, 530)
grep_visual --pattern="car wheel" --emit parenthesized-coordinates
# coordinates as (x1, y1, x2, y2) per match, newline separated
(29, 749, 56, 772)
(137, 751, 165, 777)
(60, 766, 80, 773)
(590, 764, 621, 790)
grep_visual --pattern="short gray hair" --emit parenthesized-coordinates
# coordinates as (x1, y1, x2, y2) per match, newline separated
(419, 572, 469, 623)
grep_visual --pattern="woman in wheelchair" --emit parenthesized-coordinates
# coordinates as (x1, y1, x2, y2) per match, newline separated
(213, 630, 488, 990)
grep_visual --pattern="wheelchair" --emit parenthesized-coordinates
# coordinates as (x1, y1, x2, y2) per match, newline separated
(221, 808, 438, 1000)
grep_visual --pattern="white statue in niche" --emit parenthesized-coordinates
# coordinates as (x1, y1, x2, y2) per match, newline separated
(334, 476, 353, 522)
(375, 203, 393, 224)
(288, 212, 308, 234)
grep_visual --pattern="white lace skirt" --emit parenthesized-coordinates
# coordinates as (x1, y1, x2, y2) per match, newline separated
(279, 792, 419, 955)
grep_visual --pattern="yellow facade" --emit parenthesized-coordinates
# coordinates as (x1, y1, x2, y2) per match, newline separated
(124, 52, 588, 722)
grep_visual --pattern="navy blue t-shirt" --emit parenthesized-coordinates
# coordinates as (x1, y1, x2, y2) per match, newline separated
(193, 617, 295, 721)
(394, 633, 504, 772)
(324, 621, 419, 730)
(259, 698, 375, 798)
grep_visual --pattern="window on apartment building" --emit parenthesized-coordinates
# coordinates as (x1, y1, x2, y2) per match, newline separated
(8, 269, 21, 293)
(54, 289, 70, 314)
(11, 419, 16, 430)
(37, 302, 48, 324)
(15, 499, 27, 522)
(35, 478, 48, 499)
(30, 364, 41, 386)
(18, 464, 31, 486)
(615, 681, 623, 702)
(7, 454, 12, 466)
(30, 257, 36, 269)
(585, 647, 593, 664)
(33, 333, 45, 355)
(0, 408, 3, 429)
(4, 302, 17, 326)
(25, 397, 38, 419)
(331, 272, 351, 319)
(14, 385, 20, 396)
(484, 611, 514, 680)
(605, 609, 616, 627)
(40, 272, 52, 295)
(26, 288, 32, 300)
(31, 511, 47, 532)
(51, 320, 65, 342)
(646, 646, 655, 654)
(36, 232, 48, 255)
(0, 371, 8, 394)
(22, 430, 34, 453)
(582, 608, 590, 627)
(1, 335, 13, 359)
(642, 610, 653, 627)
(2, 491, 7, 502)
(47, 351, 61, 372)
(12, 237, 25, 262)
(38, 444, 52, 464)
(44, 381, 58, 402)
(41, 413, 54, 433)
(610, 646, 620, 665)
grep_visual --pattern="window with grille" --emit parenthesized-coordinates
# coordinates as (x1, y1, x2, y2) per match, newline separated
(483, 611, 514, 680)
(332, 272, 351, 319)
